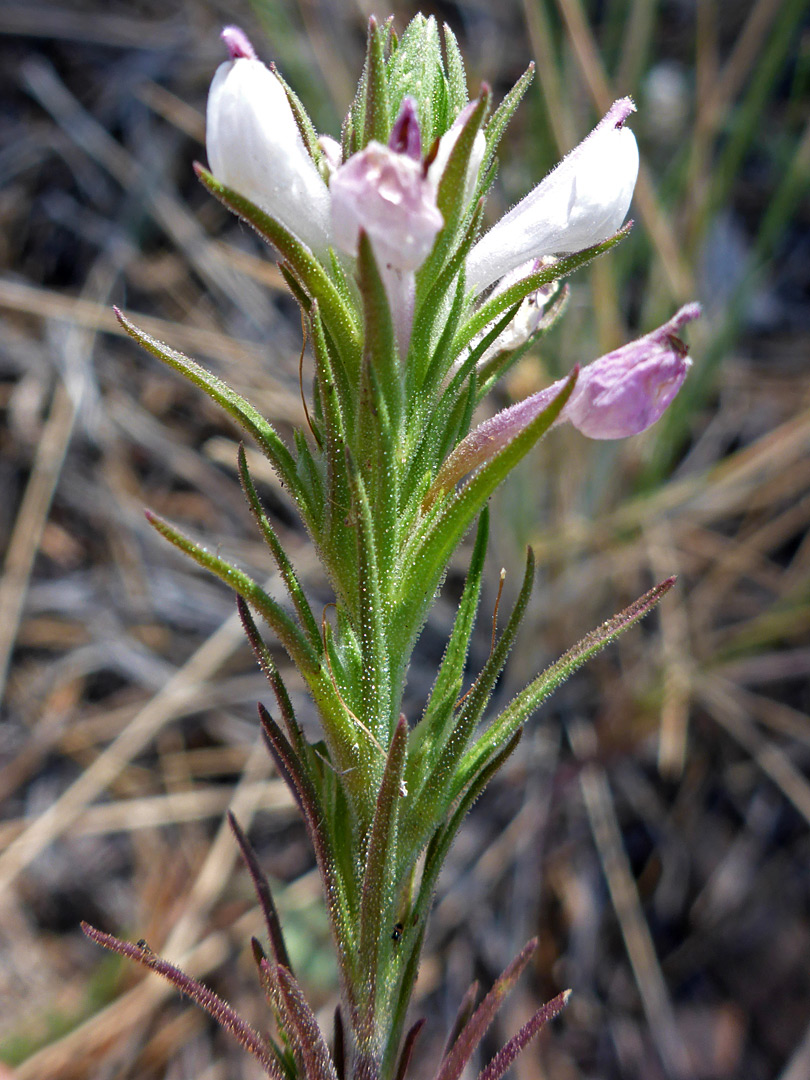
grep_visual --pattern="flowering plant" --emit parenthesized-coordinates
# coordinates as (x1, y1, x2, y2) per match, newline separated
(83, 15, 699, 1080)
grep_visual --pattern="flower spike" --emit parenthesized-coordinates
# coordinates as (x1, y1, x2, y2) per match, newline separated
(100, 20, 704, 1080)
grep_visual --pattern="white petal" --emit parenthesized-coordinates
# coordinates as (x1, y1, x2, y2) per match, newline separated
(466, 99, 639, 294)
(206, 58, 332, 256)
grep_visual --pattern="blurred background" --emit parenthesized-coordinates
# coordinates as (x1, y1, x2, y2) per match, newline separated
(1, 0, 809, 1077)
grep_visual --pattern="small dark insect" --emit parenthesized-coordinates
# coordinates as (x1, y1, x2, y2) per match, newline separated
(136, 939, 152, 952)
(391, 922, 404, 943)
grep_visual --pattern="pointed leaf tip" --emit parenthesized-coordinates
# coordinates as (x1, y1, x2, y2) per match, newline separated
(476, 989, 571, 1080)
(436, 938, 539, 1080)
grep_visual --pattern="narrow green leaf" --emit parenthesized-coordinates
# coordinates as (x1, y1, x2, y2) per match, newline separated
(271, 64, 326, 168)
(410, 730, 523, 911)
(396, 371, 576, 636)
(341, 110, 356, 160)
(451, 366, 478, 451)
(407, 508, 488, 787)
(442, 23, 469, 114)
(237, 445, 322, 652)
(308, 304, 354, 576)
(310, 300, 353, 443)
(405, 551, 534, 854)
(146, 511, 318, 675)
(415, 93, 490, 306)
(482, 63, 535, 166)
(436, 89, 490, 225)
(294, 427, 325, 514)
(357, 716, 408, 1017)
(381, 920, 428, 1080)
(406, 198, 483, 394)
(457, 578, 677, 789)
(345, 451, 391, 743)
(424, 361, 575, 512)
(363, 16, 390, 146)
(401, 297, 519, 511)
(115, 308, 300, 500)
(450, 547, 536, 750)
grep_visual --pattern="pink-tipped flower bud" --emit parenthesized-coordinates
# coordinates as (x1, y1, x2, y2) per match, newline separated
(436, 303, 700, 494)
(206, 29, 332, 256)
(330, 142, 443, 272)
(562, 302, 700, 438)
(467, 98, 640, 294)
(221, 26, 257, 60)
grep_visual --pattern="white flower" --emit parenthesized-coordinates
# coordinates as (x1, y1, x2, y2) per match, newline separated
(466, 98, 639, 294)
(206, 29, 332, 257)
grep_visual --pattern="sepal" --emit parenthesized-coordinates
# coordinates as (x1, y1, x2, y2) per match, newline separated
(386, 15, 445, 148)
(442, 23, 469, 115)
(481, 63, 534, 172)
(362, 16, 392, 146)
